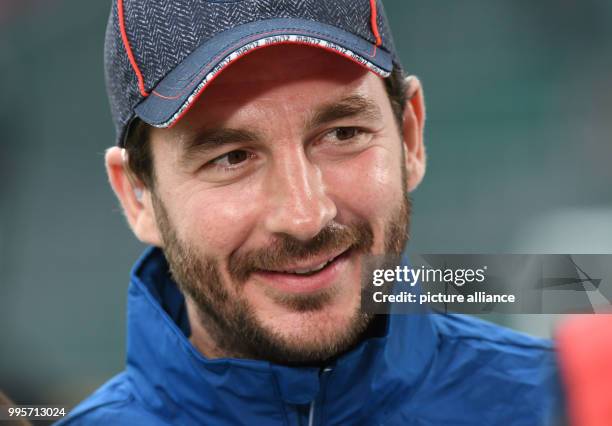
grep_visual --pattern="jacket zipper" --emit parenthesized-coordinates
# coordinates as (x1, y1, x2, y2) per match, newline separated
(307, 399, 316, 426)
(307, 367, 333, 426)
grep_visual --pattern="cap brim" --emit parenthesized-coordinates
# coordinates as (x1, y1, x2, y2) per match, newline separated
(133, 17, 392, 131)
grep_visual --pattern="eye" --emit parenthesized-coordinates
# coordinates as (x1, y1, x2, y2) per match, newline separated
(211, 150, 254, 168)
(198, 148, 260, 183)
(333, 127, 360, 141)
(313, 126, 374, 158)
(319, 127, 371, 146)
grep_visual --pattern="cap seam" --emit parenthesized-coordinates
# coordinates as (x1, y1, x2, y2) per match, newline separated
(369, 0, 383, 47)
(117, 0, 149, 97)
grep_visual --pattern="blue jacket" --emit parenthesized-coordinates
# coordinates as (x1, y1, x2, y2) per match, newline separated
(58, 248, 561, 425)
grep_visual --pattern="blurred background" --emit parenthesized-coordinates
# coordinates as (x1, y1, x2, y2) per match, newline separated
(1, 0, 611, 410)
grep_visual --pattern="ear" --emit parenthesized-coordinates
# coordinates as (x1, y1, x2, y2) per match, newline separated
(105, 147, 162, 246)
(401, 75, 426, 192)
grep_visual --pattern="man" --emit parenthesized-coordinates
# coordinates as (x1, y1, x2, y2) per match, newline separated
(59, 0, 561, 424)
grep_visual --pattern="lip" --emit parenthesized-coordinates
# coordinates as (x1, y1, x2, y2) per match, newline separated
(264, 247, 349, 273)
(252, 248, 353, 295)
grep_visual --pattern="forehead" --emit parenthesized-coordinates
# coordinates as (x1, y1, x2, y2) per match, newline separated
(164, 44, 389, 134)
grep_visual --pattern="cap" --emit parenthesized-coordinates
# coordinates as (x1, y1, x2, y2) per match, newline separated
(104, 0, 402, 146)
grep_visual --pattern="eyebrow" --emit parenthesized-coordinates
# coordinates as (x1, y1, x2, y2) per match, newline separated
(307, 94, 383, 130)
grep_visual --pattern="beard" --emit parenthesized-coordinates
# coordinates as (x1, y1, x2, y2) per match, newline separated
(152, 179, 411, 366)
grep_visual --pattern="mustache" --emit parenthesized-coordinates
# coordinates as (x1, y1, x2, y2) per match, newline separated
(228, 221, 374, 284)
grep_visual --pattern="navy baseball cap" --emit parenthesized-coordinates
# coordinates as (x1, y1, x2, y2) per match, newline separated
(104, 0, 403, 146)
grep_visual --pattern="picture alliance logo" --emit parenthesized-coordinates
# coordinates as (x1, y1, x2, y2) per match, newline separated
(371, 265, 488, 287)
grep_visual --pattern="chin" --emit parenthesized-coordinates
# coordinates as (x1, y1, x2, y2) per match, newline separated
(253, 295, 370, 364)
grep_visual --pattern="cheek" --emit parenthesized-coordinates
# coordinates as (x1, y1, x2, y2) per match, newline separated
(174, 186, 262, 254)
(323, 147, 404, 221)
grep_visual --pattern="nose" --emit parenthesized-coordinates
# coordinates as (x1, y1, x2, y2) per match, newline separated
(263, 149, 337, 241)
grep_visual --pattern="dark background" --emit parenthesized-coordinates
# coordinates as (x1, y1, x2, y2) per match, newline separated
(1, 0, 611, 409)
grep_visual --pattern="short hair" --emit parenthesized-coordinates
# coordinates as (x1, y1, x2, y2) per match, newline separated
(124, 66, 408, 189)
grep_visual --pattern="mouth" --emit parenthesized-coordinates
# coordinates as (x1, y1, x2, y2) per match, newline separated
(252, 248, 354, 294)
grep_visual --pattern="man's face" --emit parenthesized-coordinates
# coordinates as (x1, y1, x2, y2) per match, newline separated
(147, 45, 412, 364)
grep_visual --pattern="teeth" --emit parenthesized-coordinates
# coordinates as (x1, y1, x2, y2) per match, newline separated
(283, 258, 334, 275)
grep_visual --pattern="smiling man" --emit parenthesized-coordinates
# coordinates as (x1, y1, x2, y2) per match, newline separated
(118, 44, 415, 365)
(59, 1, 561, 425)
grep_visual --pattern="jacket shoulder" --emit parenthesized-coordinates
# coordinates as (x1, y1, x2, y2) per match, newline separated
(401, 314, 563, 425)
(55, 373, 168, 426)
(429, 313, 559, 399)
(433, 313, 554, 353)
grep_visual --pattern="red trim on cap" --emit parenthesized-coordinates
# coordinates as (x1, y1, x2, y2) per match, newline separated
(369, 0, 382, 47)
(117, 0, 149, 97)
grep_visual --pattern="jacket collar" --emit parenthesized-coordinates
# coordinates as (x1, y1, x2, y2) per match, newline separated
(125, 247, 438, 423)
